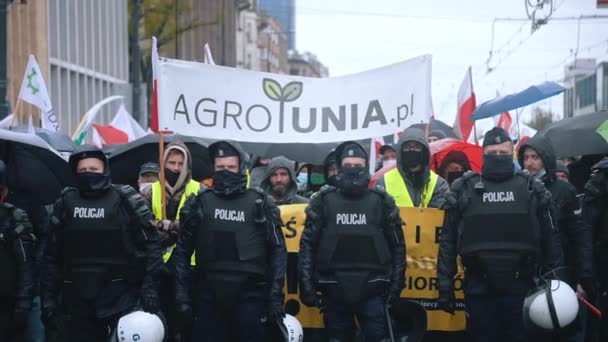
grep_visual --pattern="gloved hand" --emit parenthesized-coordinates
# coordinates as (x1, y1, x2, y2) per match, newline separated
(176, 303, 192, 333)
(300, 288, 322, 308)
(268, 301, 286, 322)
(141, 293, 160, 314)
(437, 291, 456, 314)
(385, 288, 401, 308)
(579, 277, 597, 301)
(168, 221, 181, 239)
(156, 220, 172, 232)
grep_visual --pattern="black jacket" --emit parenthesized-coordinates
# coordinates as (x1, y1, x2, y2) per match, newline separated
(437, 171, 564, 295)
(583, 158, 608, 283)
(174, 141, 287, 307)
(0, 203, 35, 306)
(41, 185, 163, 318)
(260, 156, 309, 205)
(518, 135, 593, 282)
(298, 185, 406, 299)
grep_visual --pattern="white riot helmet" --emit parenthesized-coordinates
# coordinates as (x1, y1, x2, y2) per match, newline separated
(112, 311, 165, 342)
(523, 280, 579, 331)
(282, 314, 304, 342)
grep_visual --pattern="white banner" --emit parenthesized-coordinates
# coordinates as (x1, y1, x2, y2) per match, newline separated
(18, 54, 60, 132)
(157, 55, 432, 143)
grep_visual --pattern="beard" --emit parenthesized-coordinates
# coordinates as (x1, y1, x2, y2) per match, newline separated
(271, 183, 288, 197)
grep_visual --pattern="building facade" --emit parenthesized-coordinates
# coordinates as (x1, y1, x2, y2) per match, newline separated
(259, 0, 295, 50)
(288, 50, 329, 78)
(236, 1, 261, 70)
(258, 14, 288, 74)
(563, 59, 608, 117)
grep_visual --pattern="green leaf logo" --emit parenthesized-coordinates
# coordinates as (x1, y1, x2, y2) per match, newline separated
(282, 81, 303, 102)
(263, 78, 283, 101)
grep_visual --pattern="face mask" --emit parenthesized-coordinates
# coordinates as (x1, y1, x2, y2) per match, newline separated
(76, 172, 111, 193)
(402, 150, 424, 169)
(447, 171, 465, 185)
(310, 173, 325, 185)
(336, 166, 370, 196)
(165, 168, 180, 187)
(212, 170, 247, 195)
(482, 154, 515, 181)
(297, 173, 308, 187)
(383, 159, 397, 168)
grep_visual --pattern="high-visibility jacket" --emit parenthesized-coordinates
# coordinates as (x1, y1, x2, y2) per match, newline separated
(152, 179, 200, 264)
(384, 168, 438, 208)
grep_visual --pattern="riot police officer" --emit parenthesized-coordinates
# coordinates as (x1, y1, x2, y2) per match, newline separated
(299, 141, 406, 342)
(40, 145, 163, 342)
(0, 160, 36, 342)
(437, 127, 563, 342)
(173, 140, 287, 342)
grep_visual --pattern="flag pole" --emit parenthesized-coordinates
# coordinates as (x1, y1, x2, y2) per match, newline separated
(473, 122, 479, 145)
(9, 98, 23, 128)
(71, 113, 90, 140)
(516, 108, 522, 143)
(158, 132, 167, 220)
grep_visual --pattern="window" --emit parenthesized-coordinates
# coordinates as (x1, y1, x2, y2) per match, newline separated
(576, 75, 596, 108)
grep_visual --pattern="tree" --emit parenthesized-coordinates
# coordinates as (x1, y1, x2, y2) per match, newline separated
(128, 0, 221, 123)
(525, 106, 555, 131)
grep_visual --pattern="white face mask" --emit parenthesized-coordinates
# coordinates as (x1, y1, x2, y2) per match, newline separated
(383, 159, 397, 168)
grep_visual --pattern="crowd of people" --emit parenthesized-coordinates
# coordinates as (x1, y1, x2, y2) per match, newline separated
(0, 125, 607, 342)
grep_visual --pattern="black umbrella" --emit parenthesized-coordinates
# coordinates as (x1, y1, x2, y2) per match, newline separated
(240, 142, 340, 165)
(104, 133, 213, 187)
(0, 129, 74, 204)
(411, 119, 461, 140)
(537, 111, 608, 158)
(9, 125, 75, 153)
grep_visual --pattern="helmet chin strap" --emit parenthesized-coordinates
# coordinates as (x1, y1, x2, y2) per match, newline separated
(545, 282, 561, 332)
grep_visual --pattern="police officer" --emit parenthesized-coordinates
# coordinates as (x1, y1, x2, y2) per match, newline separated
(437, 128, 563, 342)
(299, 141, 405, 342)
(41, 145, 163, 342)
(173, 140, 287, 342)
(582, 156, 608, 341)
(0, 160, 36, 342)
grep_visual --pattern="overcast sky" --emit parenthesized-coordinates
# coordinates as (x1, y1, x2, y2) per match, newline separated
(296, 0, 608, 130)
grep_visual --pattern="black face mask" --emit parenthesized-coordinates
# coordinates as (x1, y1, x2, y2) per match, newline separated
(76, 172, 111, 193)
(326, 175, 337, 187)
(482, 154, 515, 181)
(447, 171, 465, 185)
(336, 166, 370, 196)
(212, 170, 248, 195)
(165, 168, 180, 187)
(402, 150, 424, 169)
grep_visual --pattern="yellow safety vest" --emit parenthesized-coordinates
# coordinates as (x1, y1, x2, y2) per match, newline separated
(152, 179, 200, 264)
(384, 168, 439, 208)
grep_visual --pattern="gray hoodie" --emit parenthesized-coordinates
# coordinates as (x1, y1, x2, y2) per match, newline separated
(376, 127, 448, 208)
(260, 156, 309, 205)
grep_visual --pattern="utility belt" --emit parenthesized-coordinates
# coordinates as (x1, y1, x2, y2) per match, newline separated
(195, 269, 267, 311)
(63, 264, 142, 300)
(318, 270, 388, 307)
(462, 251, 536, 293)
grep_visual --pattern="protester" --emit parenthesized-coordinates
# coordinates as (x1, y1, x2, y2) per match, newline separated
(376, 144, 397, 171)
(323, 149, 338, 187)
(137, 162, 159, 190)
(0, 160, 36, 342)
(519, 135, 594, 340)
(260, 156, 309, 205)
(41, 145, 163, 341)
(376, 127, 448, 208)
(173, 141, 286, 341)
(437, 127, 563, 342)
(555, 160, 571, 183)
(249, 156, 272, 189)
(437, 150, 472, 186)
(299, 141, 405, 341)
(427, 130, 447, 143)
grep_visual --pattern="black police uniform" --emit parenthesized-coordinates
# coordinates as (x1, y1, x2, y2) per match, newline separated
(0, 201, 36, 342)
(437, 128, 563, 342)
(173, 141, 287, 342)
(298, 141, 406, 342)
(582, 158, 608, 341)
(40, 146, 163, 342)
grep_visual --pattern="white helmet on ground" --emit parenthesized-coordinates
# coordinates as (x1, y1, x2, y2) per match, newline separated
(283, 314, 303, 342)
(114, 310, 165, 342)
(523, 280, 579, 331)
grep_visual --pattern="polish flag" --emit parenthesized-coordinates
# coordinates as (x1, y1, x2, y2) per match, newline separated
(368, 137, 385, 175)
(92, 104, 147, 146)
(493, 90, 514, 139)
(453, 67, 476, 142)
(150, 37, 160, 132)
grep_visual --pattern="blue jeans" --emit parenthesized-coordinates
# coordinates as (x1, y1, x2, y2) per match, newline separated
(465, 293, 527, 342)
(191, 288, 270, 342)
(323, 295, 389, 342)
(24, 296, 45, 342)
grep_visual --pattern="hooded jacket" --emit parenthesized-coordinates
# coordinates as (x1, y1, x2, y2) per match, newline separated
(173, 140, 287, 308)
(518, 135, 593, 282)
(260, 156, 309, 205)
(376, 127, 448, 208)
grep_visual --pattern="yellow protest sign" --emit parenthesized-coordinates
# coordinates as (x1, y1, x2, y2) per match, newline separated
(279, 204, 324, 329)
(399, 207, 465, 332)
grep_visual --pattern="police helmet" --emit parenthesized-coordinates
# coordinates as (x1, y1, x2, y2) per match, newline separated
(390, 299, 427, 342)
(110, 311, 165, 342)
(68, 145, 108, 173)
(280, 314, 303, 342)
(523, 280, 579, 331)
